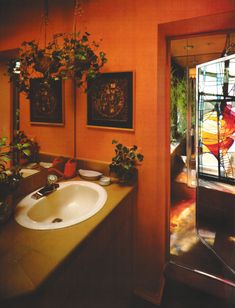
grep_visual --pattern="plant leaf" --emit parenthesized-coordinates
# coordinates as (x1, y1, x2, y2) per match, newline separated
(22, 143, 31, 148)
(22, 149, 31, 157)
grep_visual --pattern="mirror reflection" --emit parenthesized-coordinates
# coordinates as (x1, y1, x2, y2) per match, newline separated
(0, 49, 40, 167)
(197, 54, 235, 274)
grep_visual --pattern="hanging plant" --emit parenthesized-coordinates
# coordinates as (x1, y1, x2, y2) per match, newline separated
(7, 31, 107, 97)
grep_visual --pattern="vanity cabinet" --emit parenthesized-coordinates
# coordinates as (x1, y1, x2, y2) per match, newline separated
(0, 182, 136, 308)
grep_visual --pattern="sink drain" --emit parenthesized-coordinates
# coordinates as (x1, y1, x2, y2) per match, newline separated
(52, 218, 63, 223)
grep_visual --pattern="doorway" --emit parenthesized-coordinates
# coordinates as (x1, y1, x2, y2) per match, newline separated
(157, 11, 235, 297)
(170, 31, 235, 285)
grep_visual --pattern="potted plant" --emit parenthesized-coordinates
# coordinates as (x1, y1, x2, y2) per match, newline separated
(0, 136, 31, 223)
(7, 32, 107, 98)
(109, 140, 144, 184)
(11, 130, 39, 165)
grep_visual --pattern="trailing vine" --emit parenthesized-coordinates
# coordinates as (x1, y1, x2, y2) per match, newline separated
(7, 32, 107, 97)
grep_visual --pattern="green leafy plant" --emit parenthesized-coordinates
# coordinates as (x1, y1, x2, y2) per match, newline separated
(7, 32, 107, 97)
(171, 69, 187, 141)
(0, 135, 31, 199)
(110, 140, 144, 184)
(11, 130, 39, 165)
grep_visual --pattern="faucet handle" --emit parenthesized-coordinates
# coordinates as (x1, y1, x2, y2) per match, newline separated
(47, 174, 58, 185)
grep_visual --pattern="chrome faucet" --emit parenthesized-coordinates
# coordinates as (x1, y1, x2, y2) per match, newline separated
(32, 175, 59, 199)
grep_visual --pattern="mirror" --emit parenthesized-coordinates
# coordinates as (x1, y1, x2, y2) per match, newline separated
(0, 49, 19, 144)
(170, 33, 235, 285)
(0, 49, 74, 164)
(196, 54, 235, 275)
(0, 49, 40, 166)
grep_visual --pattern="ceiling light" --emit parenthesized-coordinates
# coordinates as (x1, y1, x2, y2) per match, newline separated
(184, 45, 194, 50)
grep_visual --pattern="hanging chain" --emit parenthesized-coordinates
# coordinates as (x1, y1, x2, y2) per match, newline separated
(44, 0, 49, 47)
(73, 0, 83, 38)
(38, 0, 49, 48)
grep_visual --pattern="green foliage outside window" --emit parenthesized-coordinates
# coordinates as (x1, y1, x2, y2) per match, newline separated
(170, 70, 187, 141)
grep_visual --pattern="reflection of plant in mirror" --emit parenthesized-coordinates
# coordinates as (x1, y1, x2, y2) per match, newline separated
(171, 70, 187, 141)
(110, 140, 144, 184)
(11, 130, 39, 165)
(0, 136, 31, 199)
(0, 137, 10, 177)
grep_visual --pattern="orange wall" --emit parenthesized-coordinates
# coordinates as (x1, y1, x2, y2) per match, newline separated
(1, 0, 235, 300)
(0, 61, 11, 141)
(19, 80, 75, 157)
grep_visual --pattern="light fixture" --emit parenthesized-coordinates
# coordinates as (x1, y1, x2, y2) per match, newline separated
(13, 61, 20, 74)
(189, 68, 196, 79)
(184, 45, 194, 50)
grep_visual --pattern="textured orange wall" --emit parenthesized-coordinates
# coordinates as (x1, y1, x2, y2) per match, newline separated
(1, 0, 235, 299)
(19, 80, 75, 157)
(0, 62, 11, 141)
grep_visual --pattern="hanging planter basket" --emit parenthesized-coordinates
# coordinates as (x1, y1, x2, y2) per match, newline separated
(7, 32, 107, 97)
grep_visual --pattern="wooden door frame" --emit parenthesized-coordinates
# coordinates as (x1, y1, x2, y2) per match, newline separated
(156, 10, 235, 301)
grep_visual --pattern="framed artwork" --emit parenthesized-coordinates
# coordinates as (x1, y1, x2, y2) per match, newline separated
(87, 72, 133, 129)
(29, 78, 64, 125)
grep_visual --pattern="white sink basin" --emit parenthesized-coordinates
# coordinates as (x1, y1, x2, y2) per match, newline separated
(15, 181, 107, 230)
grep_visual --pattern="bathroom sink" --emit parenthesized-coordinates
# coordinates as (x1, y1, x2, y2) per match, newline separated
(15, 181, 107, 230)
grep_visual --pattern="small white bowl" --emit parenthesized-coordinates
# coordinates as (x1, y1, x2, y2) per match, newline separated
(78, 169, 102, 181)
(99, 176, 111, 186)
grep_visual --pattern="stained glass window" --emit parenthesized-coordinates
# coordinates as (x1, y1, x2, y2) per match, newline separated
(197, 55, 235, 183)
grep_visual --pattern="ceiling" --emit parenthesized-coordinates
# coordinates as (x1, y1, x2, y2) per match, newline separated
(171, 32, 235, 68)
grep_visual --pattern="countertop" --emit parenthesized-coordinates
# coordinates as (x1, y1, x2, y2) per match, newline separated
(0, 176, 135, 301)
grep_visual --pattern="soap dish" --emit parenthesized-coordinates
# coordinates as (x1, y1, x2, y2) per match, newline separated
(78, 169, 102, 180)
(99, 176, 111, 186)
(39, 162, 53, 169)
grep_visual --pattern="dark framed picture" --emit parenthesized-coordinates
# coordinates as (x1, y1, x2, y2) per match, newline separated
(87, 72, 133, 129)
(30, 78, 64, 126)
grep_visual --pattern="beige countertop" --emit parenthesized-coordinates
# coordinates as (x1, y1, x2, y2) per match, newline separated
(0, 176, 135, 301)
